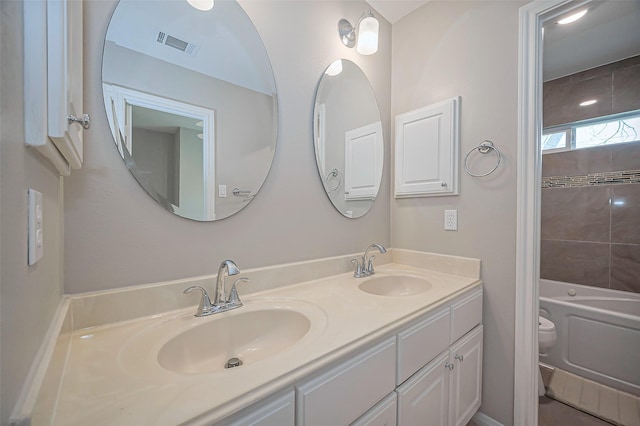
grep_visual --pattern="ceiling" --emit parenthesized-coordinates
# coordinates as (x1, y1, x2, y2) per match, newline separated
(368, 0, 640, 81)
(367, 0, 430, 24)
(543, 0, 640, 81)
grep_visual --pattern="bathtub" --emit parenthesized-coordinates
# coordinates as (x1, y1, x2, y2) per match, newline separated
(539, 279, 640, 396)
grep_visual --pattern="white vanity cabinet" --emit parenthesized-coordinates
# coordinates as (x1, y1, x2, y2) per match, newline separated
(215, 286, 482, 426)
(215, 389, 295, 426)
(352, 392, 398, 426)
(296, 337, 397, 426)
(448, 326, 483, 426)
(397, 326, 483, 426)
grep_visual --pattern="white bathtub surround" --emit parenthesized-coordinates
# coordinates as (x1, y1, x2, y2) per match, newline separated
(539, 279, 640, 396)
(547, 369, 640, 426)
(11, 249, 482, 425)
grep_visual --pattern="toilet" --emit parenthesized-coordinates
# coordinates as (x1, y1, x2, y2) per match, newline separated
(538, 316, 557, 395)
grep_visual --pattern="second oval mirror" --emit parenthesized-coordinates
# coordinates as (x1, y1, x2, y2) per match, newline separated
(313, 59, 383, 219)
(102, 0, 278, 221)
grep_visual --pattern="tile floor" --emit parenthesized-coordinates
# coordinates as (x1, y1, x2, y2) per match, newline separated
(465, 397, 613, 426)
(539, 396, 614, 426)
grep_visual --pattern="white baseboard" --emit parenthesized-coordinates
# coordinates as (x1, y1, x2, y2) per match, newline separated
(472, 411, 505, 426)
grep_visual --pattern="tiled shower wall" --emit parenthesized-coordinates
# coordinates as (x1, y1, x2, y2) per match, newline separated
(544, 55, 640, 127)
(540, 141, 640, 293)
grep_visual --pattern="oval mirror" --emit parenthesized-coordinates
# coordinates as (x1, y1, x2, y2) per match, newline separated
(313, 59, 383, 218)
(102, 0, 278, 221)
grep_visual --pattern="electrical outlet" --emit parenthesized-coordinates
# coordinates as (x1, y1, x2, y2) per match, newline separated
(444, 209, 458, 231)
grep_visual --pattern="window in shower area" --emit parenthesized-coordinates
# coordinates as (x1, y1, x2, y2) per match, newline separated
(542, 110, 640, 153)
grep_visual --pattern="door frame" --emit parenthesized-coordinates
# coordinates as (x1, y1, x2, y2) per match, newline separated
(515, 0, 594, 424)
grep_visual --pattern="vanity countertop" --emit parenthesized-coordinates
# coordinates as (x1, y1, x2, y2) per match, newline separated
(49, 260, 481, 425)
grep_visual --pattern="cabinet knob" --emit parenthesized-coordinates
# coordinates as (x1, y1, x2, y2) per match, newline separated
(455, 354, 464, 362)
(441, 182, 448, 187)
(445, 362, 454, 371)
(68, 113, 91, 130)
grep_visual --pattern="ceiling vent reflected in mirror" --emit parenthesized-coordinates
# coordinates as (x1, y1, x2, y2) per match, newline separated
(156, 31, 200, 55)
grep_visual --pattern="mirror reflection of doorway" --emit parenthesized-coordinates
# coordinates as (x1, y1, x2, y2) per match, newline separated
(104, 84, 216, 220)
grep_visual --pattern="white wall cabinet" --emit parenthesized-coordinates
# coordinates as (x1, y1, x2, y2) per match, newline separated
(24, 0, 87, 176)
(394, 97, 460, 197)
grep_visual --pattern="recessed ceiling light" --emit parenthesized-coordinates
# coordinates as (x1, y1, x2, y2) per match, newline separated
(558, 9, 587, 25)
(579, 99, 597, 107)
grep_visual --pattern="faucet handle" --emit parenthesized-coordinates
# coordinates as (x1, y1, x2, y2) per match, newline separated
(228, 277, 249, 304)
(351, 258, 365, 278)
(183, 286, 215, 317)
(366, 255, 377, 275)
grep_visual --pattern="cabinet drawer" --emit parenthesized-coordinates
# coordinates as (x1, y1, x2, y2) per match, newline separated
(217, 389, 294, 426)
(351, 392, 397, 426)
(296, 337, 396, 426)
(397, 307, 450, 385)
(450, 288, 482, 344)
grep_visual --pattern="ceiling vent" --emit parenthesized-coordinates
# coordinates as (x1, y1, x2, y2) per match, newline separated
(156, 31, 199, 56)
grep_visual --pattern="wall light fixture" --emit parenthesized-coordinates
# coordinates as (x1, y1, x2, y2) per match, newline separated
(187, 0, 214, 11)
(338, 9, 379, 55)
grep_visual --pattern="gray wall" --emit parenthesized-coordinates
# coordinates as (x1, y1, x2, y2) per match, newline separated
(0, 1, 66, 422)
(65, 0, 391, 293)
(391, 2, 525, 424)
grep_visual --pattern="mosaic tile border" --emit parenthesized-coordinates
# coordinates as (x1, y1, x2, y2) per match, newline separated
(542, 169, 640, 188)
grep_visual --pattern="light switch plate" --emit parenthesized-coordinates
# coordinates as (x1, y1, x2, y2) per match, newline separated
(444, 209, 458, 231)
(219, 185, 227, 198)
(28, 189, 44, 265)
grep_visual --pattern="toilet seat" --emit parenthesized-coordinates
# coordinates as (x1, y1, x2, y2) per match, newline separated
(539, 316, 555, 332)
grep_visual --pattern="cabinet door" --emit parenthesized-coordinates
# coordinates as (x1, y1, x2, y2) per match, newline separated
(394, 97, 460, 197)
(47, 0, 84, 169)
(448, 326, 483, 426)
(296, 337, 396, 426)
(352, 392, 397, 426)
(450, 288, 482, 344)
(397, 307, 450, 385)
(218, 390, 294, 426)
(397, 352, 450, 426)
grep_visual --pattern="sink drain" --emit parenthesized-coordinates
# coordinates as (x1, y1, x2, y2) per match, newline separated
(225, 357, 243, 369)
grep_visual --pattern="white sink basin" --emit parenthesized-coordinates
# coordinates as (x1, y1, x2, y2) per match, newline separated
(359, 275, 432, 296)
(158, 309, 311, 374)
(118, 299, 327, 379)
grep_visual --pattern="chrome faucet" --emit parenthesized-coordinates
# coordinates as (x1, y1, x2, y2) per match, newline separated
(352, 243, 387, 278)
(183, 260, 248, 316)
(215, 259, 240, 305)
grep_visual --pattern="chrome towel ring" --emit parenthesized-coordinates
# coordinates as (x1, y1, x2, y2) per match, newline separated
(325, 168, 341, 192)
(464, 140, 501, 177)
